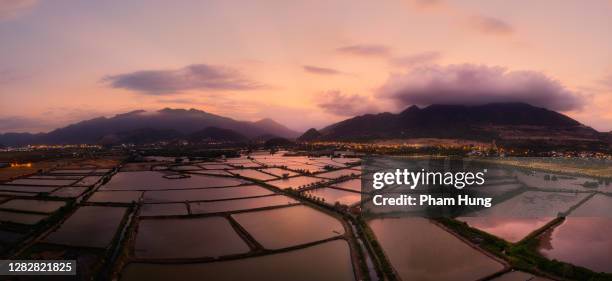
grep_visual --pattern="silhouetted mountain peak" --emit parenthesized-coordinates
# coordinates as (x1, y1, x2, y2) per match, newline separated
(316, 102, 602, 143)
(115, 110, 146, 118)
(0, 108, 297, 145)
(251, 118, 299, 138)
(298, 128, 322, 142)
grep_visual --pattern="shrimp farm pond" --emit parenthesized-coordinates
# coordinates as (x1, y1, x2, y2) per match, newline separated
(0, 151, 610, 281)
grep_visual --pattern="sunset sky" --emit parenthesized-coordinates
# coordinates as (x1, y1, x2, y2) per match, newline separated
(1, 0, 612, 133)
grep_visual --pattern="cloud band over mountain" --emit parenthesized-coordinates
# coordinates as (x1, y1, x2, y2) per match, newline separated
(378, 64, 585, 111)
(318, 91, 380, 116)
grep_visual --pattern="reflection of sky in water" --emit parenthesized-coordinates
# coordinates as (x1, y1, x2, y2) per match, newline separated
(540, 217, 612, 273)
(304, 188, 361, 206)
(369, 218, 504, 281)
(538, 194, 612, 273)
(460, 217, 552, 243)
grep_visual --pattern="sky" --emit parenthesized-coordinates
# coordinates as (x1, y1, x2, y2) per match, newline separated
(1, 0, 612, 133)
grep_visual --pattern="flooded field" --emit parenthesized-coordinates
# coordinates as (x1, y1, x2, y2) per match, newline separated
(0, 210, 47, 225)
(228, 169, 278, 181)
(143, 185, 274, 203)
(458, 191, 589, 242)
(538, 194, 612, 273)
(314, 169, 359, 179)
(189, 169, 231, 176)
(491, 270, 553, 281)
(51, 186, 89, 198)
(259, 167, 299, 178)
(0, 184, 58, 193)
(0, 199, 66, 213)
(232, 205, 344, 249)
(514, 171, 600, 192)
(140, 203, 188, 217)
(283, 163, 325, 173)
(101, 171, 247, 190)
(540, 217, 612, 273)
(74, 176, 103, 186)
(134, 217, 249, 259)
(268, 176, 325, 189)
(49, 169, 96, 175)
(303, 188, 362, 206)
(170, 165, 202, 171)
(369, 217, 504, 281)
(1, 153, 604, 281)
(121, 240, 354, 281)
(199, 163, 233, 170)
(190, 195, 297, 214)
(44, 206, 127, 248)
(7, 178, 77, 186)
(87, 191, 143, 203)
(332, 178, 362, 192)
(460, 217, 552, 243)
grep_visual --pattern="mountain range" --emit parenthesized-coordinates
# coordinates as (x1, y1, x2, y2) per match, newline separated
(300, 103, 609, 148)
(1, 103, 609, 148)
(0, 108, 298, 146)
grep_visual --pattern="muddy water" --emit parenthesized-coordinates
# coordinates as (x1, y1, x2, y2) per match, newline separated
(120, 240, 354, 281)
(369, 217, 504, 281)
(190, 195, 297, 214)
(232, 205, 344, 249)
(44, 206, 127, 248)
(143, 185, 274, 203)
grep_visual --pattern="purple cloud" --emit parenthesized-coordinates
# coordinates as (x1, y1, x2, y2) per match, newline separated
(336, 44, 391, 57)
(378, 64, 585, 111)
(303, 65, 342, 75)
(469, 15, 514, 35)
(318, 91, 379, 116)
(102, 64, 263, 95)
